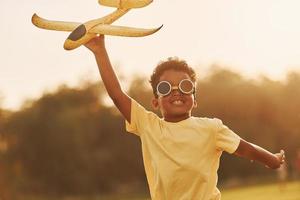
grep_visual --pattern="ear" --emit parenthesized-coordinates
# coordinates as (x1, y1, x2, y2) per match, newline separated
(151, 97, 159, 110)
(193, 100, 198, 108)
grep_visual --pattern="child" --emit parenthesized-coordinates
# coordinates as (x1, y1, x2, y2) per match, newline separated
(84, 35, 285, 200)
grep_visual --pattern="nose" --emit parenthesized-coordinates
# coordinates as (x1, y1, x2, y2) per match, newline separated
(170, 88, 182, 96)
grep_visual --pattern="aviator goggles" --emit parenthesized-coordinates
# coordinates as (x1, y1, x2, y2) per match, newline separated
(156, 79, 195, 97)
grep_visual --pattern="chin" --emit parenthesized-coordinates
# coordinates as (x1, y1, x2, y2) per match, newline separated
(171, 111, 191, 118)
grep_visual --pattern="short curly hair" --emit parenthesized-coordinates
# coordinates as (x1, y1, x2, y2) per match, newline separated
(149, 57, 197, 98)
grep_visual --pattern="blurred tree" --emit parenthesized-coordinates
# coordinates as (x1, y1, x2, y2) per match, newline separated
(2, 68, 300, 197)
(5, 80, 148, 196)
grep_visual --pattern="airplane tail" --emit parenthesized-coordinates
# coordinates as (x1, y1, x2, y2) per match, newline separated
(98, 0, 153, 9)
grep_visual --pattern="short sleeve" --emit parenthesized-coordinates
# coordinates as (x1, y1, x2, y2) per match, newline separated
(125, 99, 158, 136)
(214, 119, 240, 154)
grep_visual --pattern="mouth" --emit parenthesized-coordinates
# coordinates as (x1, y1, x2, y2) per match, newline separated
(170, 98, 185, 105)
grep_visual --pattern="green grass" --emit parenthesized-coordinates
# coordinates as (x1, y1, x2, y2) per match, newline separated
(21, 181, 300, 200)
(221, 181, 300, 200)
(102, 181, 300, 200)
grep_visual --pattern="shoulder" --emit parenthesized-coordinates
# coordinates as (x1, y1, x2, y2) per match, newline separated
(131, 98, 160, 121)
(126, 99, 160, 136)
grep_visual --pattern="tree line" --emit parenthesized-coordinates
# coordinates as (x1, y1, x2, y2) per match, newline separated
(0, 67, 299, 198)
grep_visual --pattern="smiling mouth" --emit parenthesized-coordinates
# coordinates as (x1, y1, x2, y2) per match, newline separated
(171, 100, 184, 105)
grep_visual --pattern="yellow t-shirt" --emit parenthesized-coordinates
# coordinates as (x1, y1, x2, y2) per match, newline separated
(126, 100, 240, 200)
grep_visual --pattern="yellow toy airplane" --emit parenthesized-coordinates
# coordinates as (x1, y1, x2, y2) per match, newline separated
(32, 0, 162, 50)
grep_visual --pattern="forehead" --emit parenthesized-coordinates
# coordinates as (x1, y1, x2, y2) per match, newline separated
(159, 69, 191, 83)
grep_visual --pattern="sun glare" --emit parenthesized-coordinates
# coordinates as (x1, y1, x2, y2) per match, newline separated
(218, 1, 300, 79)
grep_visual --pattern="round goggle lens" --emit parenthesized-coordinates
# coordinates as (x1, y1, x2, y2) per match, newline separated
(179, 79, 194, 94)
(157, 81, 171, 96)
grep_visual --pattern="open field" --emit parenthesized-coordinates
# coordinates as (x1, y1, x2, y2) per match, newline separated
(101, 181, 300, 200)
(21, 181, 300, 200)
(221, 181, 300, 200)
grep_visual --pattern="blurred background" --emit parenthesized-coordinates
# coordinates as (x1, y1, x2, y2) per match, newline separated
(1, 0, 300, 199)
(1, 68, 300, 199)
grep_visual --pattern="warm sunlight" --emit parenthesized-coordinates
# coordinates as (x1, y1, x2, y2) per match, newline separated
(1, 0, 300, 109)
(1, 1, 300, 200)
(239, 1, 300, 77)
(190, 0, 300, 79)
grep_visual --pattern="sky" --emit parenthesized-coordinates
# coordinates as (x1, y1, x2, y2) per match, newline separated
(1, 0, 300, 110)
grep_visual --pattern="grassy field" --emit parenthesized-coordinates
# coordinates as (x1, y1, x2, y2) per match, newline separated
(221, 181, 300, 200)
(22, 181, 300, 200)
(101, 181, 300, 200)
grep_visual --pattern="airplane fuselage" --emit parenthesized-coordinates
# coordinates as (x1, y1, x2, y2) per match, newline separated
(63, 8, 129, 50)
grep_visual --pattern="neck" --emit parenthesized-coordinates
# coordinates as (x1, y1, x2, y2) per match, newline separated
(163, 113, 191, 123)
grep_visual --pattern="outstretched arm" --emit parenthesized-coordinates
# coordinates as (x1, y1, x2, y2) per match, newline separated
(234, 139, 285, 169)
(85, 35, 131, 122)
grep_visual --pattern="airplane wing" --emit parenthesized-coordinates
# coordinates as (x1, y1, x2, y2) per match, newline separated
(98, 0, 153, 9)
(89, 24, 163, 37)
(32, 13, 80, 32)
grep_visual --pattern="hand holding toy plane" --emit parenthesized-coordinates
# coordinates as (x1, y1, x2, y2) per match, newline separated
(32, 0, 162, 50)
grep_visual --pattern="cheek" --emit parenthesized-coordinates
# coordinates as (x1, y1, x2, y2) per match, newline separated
(158, 98, 168, 108)
(185, 96, 196, 110)
(157, 98, 171, 112)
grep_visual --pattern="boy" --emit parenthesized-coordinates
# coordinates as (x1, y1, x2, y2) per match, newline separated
(84, 35, 285, 200)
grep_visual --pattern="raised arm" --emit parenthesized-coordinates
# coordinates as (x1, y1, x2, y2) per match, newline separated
(84, 35, 131, 122)
(234, 139, 285, 169)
